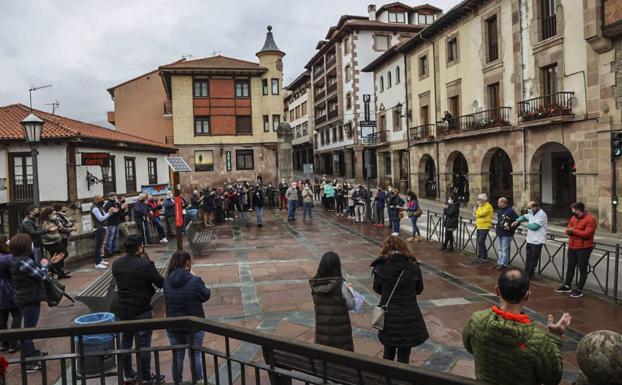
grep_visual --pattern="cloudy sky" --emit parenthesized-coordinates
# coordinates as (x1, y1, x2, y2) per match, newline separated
(0, 0, 460, 126)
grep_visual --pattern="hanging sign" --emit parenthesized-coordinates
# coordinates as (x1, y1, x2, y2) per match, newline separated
(81, 152, 110, 166)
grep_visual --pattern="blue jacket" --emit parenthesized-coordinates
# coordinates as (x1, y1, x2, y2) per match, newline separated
(164, 268, 211, 318)
(133, 201, 150, 221)
(495, 206, 518, 236)
(0, 253, 16, 310)
(375, 191, 387, 209)
(163, 198, 175, 218)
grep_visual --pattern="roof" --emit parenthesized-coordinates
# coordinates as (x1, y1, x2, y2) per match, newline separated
(285, 70, 311, 91)
(376, 2, 415, 15)
(106, 59, 186, 98)
(0, 104, 176, 152)
(361, 42, 404, 72)
(159, 55, 266, 72)
(412, 4, 443, 12)
(257, 25, 285, 56)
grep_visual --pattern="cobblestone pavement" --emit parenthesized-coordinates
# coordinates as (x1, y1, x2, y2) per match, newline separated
(7, 207, 622, 384)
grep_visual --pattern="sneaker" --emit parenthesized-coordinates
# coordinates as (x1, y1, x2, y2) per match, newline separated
(143, 374, 166, 385)
(32, 350, 48, 357)
(570, 289, 584, 298)
(95, 263, 108, 269)
(160, 238, 168, 243)
(101, 261, 109, 265)
(555, 285, 572, 293)
(26, 363, 42, 373)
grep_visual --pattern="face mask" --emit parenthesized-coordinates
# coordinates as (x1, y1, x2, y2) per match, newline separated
(527, 209, 533, 215)
(448, 199, 453, 204)
(33, 212, 40, 218)
(50, 215, 57, 221)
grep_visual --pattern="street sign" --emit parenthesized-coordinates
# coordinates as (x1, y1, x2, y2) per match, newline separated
(303, 163, 313, 174)
(363, 95, 371, 102)
(225, 151, 232, 171)
(359, 120, 376, 127)
(165, 157, 192, 172)
(81, 152, 109, 166)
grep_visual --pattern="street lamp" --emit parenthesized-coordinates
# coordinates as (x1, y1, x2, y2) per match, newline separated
(20, 113, 43, 207)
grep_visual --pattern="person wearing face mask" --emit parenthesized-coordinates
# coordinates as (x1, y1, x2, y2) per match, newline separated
(512, 201, 548, 279)
(441, 197, 460, 251)
(162, 191, 176, 237)
(278, 178, 289, 211)
(473, 194, 494, 264)
(92, 195, 119, 269)
(266, 183, 276, 210)
(20, 206, 56, 262)
(494, 197, 518, 270)
(103, 192, 123, 256)
(40, 208, 69, 279)
(555, 202, 596, 298)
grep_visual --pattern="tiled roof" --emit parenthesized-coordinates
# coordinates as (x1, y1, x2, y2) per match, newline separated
(0, 104, 176, 152)
(159, 55, 266, 71)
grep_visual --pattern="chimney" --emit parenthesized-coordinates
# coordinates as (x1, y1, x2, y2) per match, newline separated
(368, 4, 377, 21)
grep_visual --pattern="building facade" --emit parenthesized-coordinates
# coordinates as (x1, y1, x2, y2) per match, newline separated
(397, 0, 621, 230)
(285, 71, 312, 173)
(307, 3, 441, 181)
(159, 27, 285, 190)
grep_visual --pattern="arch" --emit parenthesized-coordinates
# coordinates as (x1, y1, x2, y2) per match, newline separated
(380, 76, 384, 92)
(530, 142, 576, 218)
(481, 148, 513, 207)
(396, 66, 401, 84)
(418, 154, 437, 198)
(445, 151, 469, 202)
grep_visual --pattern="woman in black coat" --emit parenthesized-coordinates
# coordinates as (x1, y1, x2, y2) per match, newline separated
(370, 235, 428, 364)
(441, 197, 460, 251)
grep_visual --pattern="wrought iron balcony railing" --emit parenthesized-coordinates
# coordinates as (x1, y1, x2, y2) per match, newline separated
(409, 124, 436, 141)
(517, 92, 574, 122)
(437, 107, 511, 137)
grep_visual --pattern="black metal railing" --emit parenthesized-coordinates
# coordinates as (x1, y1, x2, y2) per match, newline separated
(517, 92, 574, 122)
(409, 124, 436, 141)
(424, 209, 621, 302)
(314, 89, 326, 101)
(11, 178, 33, 201)
(376, 130, 389, 144)
(361, 133, 377, 145)
(487, 42, 498, 62)
(326, 82, 337, 95)
(314, 115, 327, 125)
(541, 15, 557, 40)
(326, 55, 336, 68)
(313, 65, 324, 77)
(163, 101, 172, 115)
(436, 107, 511, 137)
(0, 317, 478, 385)
(327, 109, 339, 120)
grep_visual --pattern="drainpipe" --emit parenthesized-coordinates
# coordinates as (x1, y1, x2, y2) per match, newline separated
(404, 53, 412, 192)
(519, 0, 527, 190)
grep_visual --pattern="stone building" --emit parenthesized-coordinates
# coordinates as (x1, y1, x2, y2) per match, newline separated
(159, 26, 285, 189)
(395, 0, 622, 230)
(284, 71, 312, 173)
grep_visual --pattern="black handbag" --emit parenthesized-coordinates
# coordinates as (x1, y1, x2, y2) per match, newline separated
(44, 277, 66, 307)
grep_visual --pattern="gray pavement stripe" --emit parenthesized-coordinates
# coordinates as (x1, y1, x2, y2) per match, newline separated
(232, 222, 261, 316)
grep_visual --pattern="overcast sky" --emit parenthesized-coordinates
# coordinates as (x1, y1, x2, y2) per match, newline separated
(0, 0, 460, 127)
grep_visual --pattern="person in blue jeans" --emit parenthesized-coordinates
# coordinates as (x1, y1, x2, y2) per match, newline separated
(103, 192, 123, 255)
(286, 183, 299, 221)
(495, 197, 518, 270)
(406, 192, 422, 241)
(164, 251, 211, 384)
(252, 186, 265, 227)
(302, 183, 314, 220)
(387, 189, 405, 234)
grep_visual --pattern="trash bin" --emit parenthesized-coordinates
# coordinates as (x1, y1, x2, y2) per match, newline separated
(73, 312, 116, 377)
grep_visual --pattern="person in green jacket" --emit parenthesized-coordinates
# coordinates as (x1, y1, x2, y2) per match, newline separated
(463, 268, 571, 385)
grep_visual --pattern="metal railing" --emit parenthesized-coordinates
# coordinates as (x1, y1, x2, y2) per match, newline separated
(409, 124, 436, 141)
(0, 317, 478, 385)
(541, 15, 557, 40)
(436, 107, 511, 137)
(487, 42, 498, 62)
(424, 209, 621, 302)
(361, 133, 377, 145)
(517, 92, 574, 122)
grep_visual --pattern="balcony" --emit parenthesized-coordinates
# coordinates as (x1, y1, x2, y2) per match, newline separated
(163, 100, 172, 116)
(315, 115, 327, 125)
(437, 107, 511, 137)
(314, 89, 326, 101)
(326, 54, 336, 68)
(314, 65, 325, 78)
(487, 42, 498, 62)
(541, 15, 557, 40)
(326, 82, 337, 95)
(327, 108, 339, 120)
(518, 92, 574, 122)
(361, 133, 377, 145)
(409, 124, 436, 141)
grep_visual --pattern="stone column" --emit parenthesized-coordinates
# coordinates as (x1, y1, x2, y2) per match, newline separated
(277, 123, 293, 183)
(344, 149, 354, 179)
(354, 147, 364, 182)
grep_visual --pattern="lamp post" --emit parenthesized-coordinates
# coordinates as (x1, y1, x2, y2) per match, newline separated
(20, 113, 43, 207)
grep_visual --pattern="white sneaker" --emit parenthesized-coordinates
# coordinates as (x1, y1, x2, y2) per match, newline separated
(95, 263, 108, 269)
(160, 238, 169, 243)
(101, 261, 109, 265)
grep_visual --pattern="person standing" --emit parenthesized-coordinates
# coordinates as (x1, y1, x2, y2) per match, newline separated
(162, 191, 176, 237)
(370, 235, 428, 364)
(278, 179, 288, 211)
(40, 208, 69, 278)
(103, 193, 123, 256)
(324, 182, 335, 212)
(146, 195, 167, 243)
(309, 252, 355, 351)
(266, 183, 276, 210)
(473, 193, 493, 264)
(0, 235, 20, 353)
(133, 194, 153, 245)
(164, 251, 211, 384)
(313, 179, 321, 203)
(252, 185, 265, 227)
(92, 195, 117, 269)
(20, 206, 56, 262)
(335, 184, 345, 216)
(512, 201, 548, 279)
(406, 192, 422, 242)
(556, 202, 597, 298)
(52, 204, 74, 257)
(112, 235, 165, 385)
(302, 183, 314, 221)
(495, 197, 518, 270)
(387, 189, 405, 234)
(463, 268, 570, 385)
(374, 187, 387, 228)
(285, 183, 299, 221)
(202, 188, 215, 227)
(441, 197, 460, 251)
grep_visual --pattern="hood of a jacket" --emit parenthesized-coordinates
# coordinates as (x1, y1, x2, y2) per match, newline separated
(309, 277, 343, 294)
(167, 268, 193, 289)
(484, 309, 537, 349)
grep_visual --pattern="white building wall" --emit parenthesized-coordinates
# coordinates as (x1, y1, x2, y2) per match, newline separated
(0, 148, 7, 204)
(374, 54, 408, 142)
(8, 144, 69, 202)
(289, 90, 311, 147)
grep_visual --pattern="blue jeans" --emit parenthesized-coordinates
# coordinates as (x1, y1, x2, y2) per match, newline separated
(136, 219, 152, 244)
(153, 217, 166, 240)
(166, 330, 205, 383)
(105, 224, 119, 254)
(288, 200, 297, 220)
(303, 202, 313, 220)
(120, 311, 153, 381)
(255, 207, 264, 224)
(410, 215, 420, 236)
(476, 230, 489, 260)
(93, 227, 107, 265)
(20, 303, 40, 357)
(497, 236, 512, 266)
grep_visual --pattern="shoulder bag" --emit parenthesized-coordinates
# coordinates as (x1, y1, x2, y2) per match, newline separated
(371, 269, 405, 331)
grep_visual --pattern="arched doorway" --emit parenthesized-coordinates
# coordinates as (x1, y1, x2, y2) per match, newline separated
(530, 142, 576, 218)
(483, 148, 513, 207)
(418, 154, 437, 198)
(446, 151, 469, 202)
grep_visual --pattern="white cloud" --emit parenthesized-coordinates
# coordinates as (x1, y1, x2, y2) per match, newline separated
(0, 0, 461, 126)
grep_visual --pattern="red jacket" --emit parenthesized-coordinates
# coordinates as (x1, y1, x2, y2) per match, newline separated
(146, 200, 161, 218)
(567, 213, 596, 249)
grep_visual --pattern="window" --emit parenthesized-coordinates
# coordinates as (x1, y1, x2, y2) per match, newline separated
(147, 158, 157, 185)
(418, 14, 435, 24)
(541, 63, 559, 96)
(487, 82, 500, 110)
(486, 15, 499, 63)
(387, 72, 392, 89)
(289, 110, 295, 122)
(378, 114, 386, 131)
(329, 99, 338, 112)
(345, 65, 351, 83)
(314, 134, 318, 148)
(332, 126, 337, 143)
(271, 78, 279, 95)
(420, 105, 430, 125)
(236, 150, 254, 170)
(374, 34, 390, 51)
(338, 124, 344, 141)
(419, 55, 428, 77)
(263, 115, 270, 132)
(540, 0, 556, 40)
(380, 76, 384, 92)
(102, 156, 116, 196)
(320, 130, 325, 146)
(301, 102, 307, 116)
(388, 12, 406, 23)
(262, 79, 269, 95)
(194, 116, 210, 135)
(384, 154, 392, 176)
(396, 66, 401, 84)
(447, 36, 459, 63)
(272, 114, 281, 131)
(346, 93, 352, 110)
(194, 151, 214, 172)
(235, 80, 250, 97)
(343, 36, 350, 55)
(10, 154, 33, 201)
(124, 157, 136, 193)
(393, 110, 401, 131)
(235, 116, 252, 135)
(448, 95, 460, 117)
(295, 105, 301, 119)
(302, 122, 308, 136)
(328, 75, 337, 86)
(193, 80, 209, 97)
